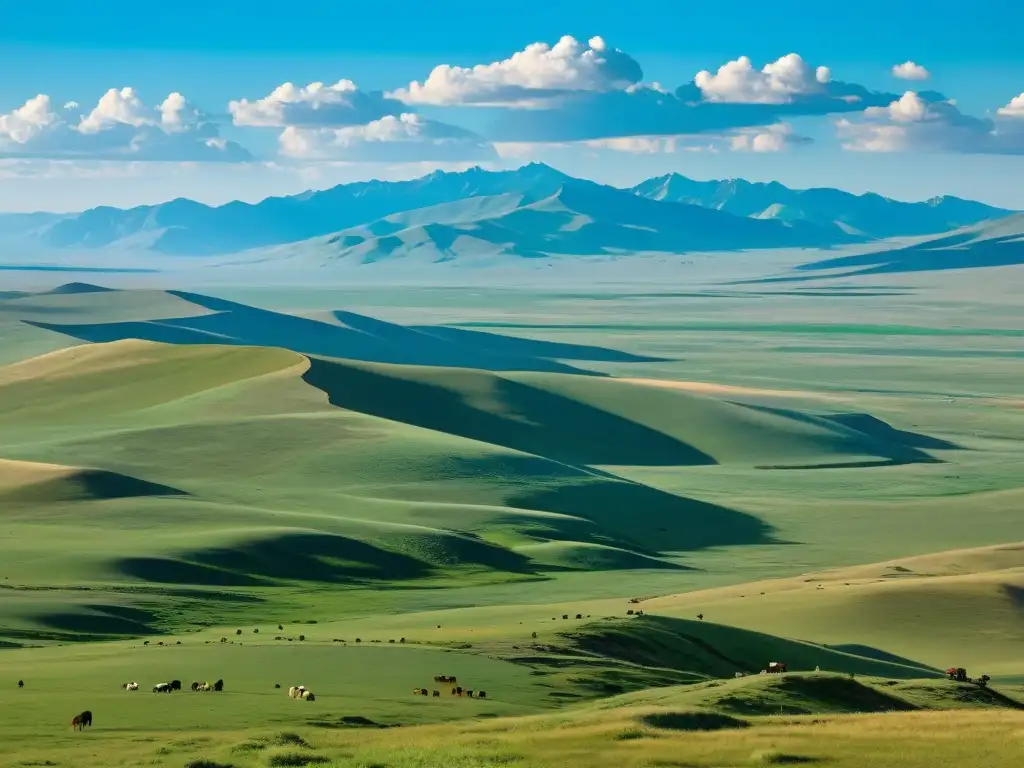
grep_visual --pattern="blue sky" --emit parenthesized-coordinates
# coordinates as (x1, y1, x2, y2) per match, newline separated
(1, 0, 1023, 211)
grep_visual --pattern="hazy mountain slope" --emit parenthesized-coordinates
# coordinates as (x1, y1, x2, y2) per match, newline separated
(254, 183, 855, 267)
(30, 164, 573, 256)
(632, 173, 1013, 238)
(795, 213, 1024, 275)
(2, 164, 1009, 261)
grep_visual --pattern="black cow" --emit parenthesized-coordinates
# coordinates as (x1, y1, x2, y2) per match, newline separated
(170, 680, 182, 691)
(213, 679, 224, 692)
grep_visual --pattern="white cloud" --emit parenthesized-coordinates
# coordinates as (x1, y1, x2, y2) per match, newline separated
(0, 95, 59, 144)
(693, 53, 832, 104)
(278, 113, 497, 162)
(0, 90, 251, 162)
(78, 87, 150, 133)
(229, 80, 402, 127)
(997, 93, 1024, 118)
(891, 61, 930, 81)
(730, 123, 809, 152)
(583, 136, 679, 154)
(389, 35, 643, 107)
(837, 91, 1024, 154)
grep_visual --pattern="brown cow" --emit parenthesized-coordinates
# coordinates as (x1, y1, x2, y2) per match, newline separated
(71, 710, 93, 731)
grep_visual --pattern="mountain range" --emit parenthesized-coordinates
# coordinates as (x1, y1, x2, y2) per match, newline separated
(0, 163, 1014, 262)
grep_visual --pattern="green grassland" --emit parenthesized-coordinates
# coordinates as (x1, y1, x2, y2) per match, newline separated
(1, 275, 1022, 765)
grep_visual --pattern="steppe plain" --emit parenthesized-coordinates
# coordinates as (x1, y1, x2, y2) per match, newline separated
(1, 260, 1022, 768)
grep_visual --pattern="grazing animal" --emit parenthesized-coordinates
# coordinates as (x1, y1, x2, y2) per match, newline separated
(275, 683, 281, 689)
(301, 690, 315, 701)
(72, 710, 93, 730)
(432, 690, 440, 697)
(191, 682, 201, 692)
(434, 675, 456, 683)
(17, 680, 23, 688)
(170, 680, 182, 691)
(697, 613, 704, 620)
(153, 683, 171, 693)
(456, 686, 463, 696)
(466, 689, 474, 698)
(451, 687, 457, 695)
(123, 682, 139, 691)
(767, 662, 787, 674)
(413, 688, 426, 696)
(213, 679, 224, 692)
(478, 691, 487, 699)
(289, 686, 307, 699)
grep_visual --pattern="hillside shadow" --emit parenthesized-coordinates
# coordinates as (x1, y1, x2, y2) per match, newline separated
(795, 231, 1024, 275)
(360, 315, 663, 364)
(36, 603, 159, 638)
(118, 530, 536, 588)
(823, 413, 961, 451)
(0, 469, 187, 503)
(302, 357, 716, 467)
(507, 478, 774, 554)
(828, 644, 938, 673)
(121, 533, 435, 587)
(639, 712, 749, 731)
(19, 289, 663, 375)
(736, 403, 949, 463)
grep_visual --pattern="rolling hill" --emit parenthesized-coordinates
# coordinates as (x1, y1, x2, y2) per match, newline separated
(0, 285, 972, 644)
(632, 543, 1024, 676)
(631, 173, 1013, 239)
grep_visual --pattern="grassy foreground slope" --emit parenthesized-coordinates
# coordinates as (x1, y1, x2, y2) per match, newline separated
(0, 333, 958, 643)
(2, 668, 1022, 768)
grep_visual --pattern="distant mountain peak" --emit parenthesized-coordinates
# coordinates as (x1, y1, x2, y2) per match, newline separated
(2, 163, 1014, 259)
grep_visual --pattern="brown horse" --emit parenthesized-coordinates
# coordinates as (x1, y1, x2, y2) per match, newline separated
(71, 710, 92, 731)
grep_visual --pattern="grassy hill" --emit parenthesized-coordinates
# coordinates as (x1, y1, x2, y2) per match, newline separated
(633, 543, 1024, 676)
(0, 285, 1016, 650)
(0, 333, 958, 643)
(0, 280, 1022, 767)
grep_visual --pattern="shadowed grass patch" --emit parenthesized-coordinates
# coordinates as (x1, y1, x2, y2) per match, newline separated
(639, 711, 750, 731)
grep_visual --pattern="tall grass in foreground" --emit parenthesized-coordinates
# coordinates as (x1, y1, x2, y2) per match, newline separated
(4, 709, 1022, 768)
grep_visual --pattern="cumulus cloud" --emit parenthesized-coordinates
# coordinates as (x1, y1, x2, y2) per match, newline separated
(693, 54, 832, 104)
(0, 89, 250, 162)
(229, 80, 404, 127)
(892, 61, 930, 81)
(997, 93, 1024, 118)
(729, 123, 811, 152)
(389, 35, 643, 107)
(485, 78, 893, 145)
(278, 113, 498, 162)
(837, 91, 1024, 154)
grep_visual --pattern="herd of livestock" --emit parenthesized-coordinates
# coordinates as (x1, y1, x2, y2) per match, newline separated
(27, 671, 486, 730)
(414, 675, 486, 699)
